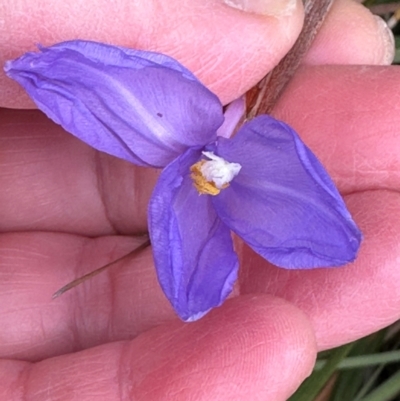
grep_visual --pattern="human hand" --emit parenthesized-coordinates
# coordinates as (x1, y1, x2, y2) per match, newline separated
(1, 1, 398, 400)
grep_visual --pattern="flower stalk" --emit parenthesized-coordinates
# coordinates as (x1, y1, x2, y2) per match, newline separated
(247, 0, 335, 118)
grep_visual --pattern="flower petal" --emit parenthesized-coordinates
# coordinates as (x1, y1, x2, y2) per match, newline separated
(4, 40, 223, 167)
(211, 115, 362, 268)
(216, 96, 245, 139)
(149, 148, 239, 321)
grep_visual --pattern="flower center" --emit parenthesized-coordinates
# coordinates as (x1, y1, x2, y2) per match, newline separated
(190, 151, 242, 195)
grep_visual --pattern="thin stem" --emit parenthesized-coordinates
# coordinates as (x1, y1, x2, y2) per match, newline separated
(52, 238, 151, 298)
(247, 0, 334, 118)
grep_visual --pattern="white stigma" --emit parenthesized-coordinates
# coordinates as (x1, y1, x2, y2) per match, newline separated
(200, 151, 241, 188)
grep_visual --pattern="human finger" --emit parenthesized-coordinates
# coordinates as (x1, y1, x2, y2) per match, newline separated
(0, 0, 304, 108)
(0, 232, 173, 361)
(0, 295, 316, 401)
(239, 65, 400, 350)
(0, 108, 156, 236)
(304, 0, 395, 65)
(273, 65, 400, 195)
(1, 66, 399, 236)
(2, 65, 398, 358)
(240, 190, 400, 351)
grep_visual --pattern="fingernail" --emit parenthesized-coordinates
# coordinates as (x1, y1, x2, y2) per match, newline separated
(223, 0, 298, 17)
(374, 15, 395, 65)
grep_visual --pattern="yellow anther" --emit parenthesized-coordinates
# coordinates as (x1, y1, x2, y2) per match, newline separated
(190, 161, 229, 196)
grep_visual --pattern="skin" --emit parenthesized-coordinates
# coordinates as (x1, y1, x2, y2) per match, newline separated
(0, 0, 399, 400)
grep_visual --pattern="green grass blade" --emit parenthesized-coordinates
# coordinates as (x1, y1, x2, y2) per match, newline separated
(314, 350, 400, 371)
(288, 342, 354, 401)
(394, 37, 400, 64)
(353, 366, 385, 401)
(329, 331, 386, 401)
(358, 370, 400, 401)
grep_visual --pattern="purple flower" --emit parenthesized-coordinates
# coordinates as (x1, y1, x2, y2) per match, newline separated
(5, 40, 362, 321)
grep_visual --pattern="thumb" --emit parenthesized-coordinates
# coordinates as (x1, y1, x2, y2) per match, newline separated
(0, 296, 316, 401)
(0, 0, 303, 108)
